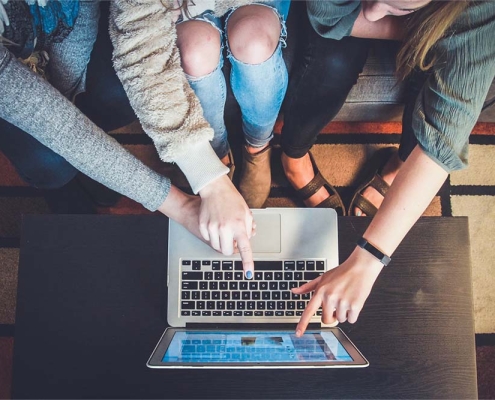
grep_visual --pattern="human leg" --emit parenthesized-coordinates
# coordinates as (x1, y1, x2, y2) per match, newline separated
(226, 2, 289, 207)
(0, 118, 98, 213)
(281, 11, 369, 208)
(350, 69, 428, 216)
(177, 16, 231, 168)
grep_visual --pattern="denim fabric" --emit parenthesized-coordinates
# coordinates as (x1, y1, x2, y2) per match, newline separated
(0, 118, 77, 189)
(185, 1, 290, 158)
(0, 0, 100, 189)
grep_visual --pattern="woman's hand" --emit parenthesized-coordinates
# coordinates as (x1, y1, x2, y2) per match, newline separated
(293, 248, 384, 336)
(198, 175, 255, 278)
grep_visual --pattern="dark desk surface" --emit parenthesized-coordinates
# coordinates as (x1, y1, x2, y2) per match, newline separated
(13, 215, 477, 399)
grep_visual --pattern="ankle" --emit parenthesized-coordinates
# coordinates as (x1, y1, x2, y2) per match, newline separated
(245, 143, 269, 155)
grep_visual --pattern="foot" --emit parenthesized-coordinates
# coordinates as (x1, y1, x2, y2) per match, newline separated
(353, 151, 403, 216)
(281, 152, 330, 207)
(238, 144, 272, 208)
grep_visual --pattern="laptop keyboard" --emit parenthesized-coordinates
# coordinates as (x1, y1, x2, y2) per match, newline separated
(180, 260, 325, 317)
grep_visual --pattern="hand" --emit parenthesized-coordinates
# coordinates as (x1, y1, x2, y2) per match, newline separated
(198, 175, 255, 278)
(157, 185, 205, 241)
(293, 248, 383, 336)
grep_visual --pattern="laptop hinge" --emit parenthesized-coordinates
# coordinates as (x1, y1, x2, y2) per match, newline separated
(185, 322, 322, 330)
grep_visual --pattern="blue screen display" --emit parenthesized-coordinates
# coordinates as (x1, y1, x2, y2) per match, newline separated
(162, 331, 353, 363)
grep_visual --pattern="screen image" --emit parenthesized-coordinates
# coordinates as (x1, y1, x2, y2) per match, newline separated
(162, 331, 353, 363)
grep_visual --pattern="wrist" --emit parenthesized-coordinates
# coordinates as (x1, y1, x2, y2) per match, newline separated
(350, 245, 385, 274)
(198, 174, 232, 198)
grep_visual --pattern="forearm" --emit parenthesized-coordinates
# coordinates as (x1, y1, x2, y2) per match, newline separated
(0, 46, 171, 211)
(350, 11, 405, 40)
(109, 0, 227, 191)
(361, 145, 449, 259)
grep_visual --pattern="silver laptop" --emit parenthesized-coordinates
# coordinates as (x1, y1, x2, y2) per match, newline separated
(147, 208, 369, 368)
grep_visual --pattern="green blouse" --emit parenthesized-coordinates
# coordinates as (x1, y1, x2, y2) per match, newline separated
(307, 0, 495, 172)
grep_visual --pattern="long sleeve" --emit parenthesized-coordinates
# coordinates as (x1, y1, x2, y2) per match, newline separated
(412, 2, 495, 172)
(0, 45, 171, 211)
(109, 0, 228, 193)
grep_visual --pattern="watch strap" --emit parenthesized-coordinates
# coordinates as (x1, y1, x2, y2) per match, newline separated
(357, 237, 391, 266)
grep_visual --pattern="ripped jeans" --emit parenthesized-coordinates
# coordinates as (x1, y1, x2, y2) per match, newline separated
(183, 1, 290, 159)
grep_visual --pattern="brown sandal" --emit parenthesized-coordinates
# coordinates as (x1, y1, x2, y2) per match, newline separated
(348, 147, 398, 217)
(293, 152, 346, 216)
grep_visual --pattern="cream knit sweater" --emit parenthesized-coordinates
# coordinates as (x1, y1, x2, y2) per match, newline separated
(110, 0, 265, 193)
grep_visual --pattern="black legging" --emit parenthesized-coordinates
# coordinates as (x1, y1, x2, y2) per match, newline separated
(281, 7, 424, 161)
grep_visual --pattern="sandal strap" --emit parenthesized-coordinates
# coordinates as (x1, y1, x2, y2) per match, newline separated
(296, 172, 327, 201)
(368, 174, 390, 197)
(353, 193, 378, 217)
(316, 194, 344, 211)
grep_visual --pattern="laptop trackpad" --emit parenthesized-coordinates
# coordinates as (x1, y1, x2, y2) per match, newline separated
(250, 213, 281, 253)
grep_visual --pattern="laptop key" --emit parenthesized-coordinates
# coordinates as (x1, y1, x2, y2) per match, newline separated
(205, 271, 213, 280)
(202, 311, 211, 316)
(207, 301, 215, 309)
(316, 261, 325, 270)
(212, 291, 220, 300)
(284, 261, 296, 270)
(252, 292, 261, 300)
(192, 292, 200, 300)
(282, 291, 291, 300)
(254, 311, 263, 316)
(285, 311, 295, 316)
(275, 272, 283, 280)
(265, 311, 274, 316)
(254, 272, 263, 280)
(212, 261, 221, 270)
(181, 301, 194, 309)
(234, 311, 242, 316)
(181, 311, 191, 316)
(200, 282, 208, 290)
(306, 261, 315, 270)
(182, 260, 191, 266)
(201, 291, 210, 300)
(226, 301, 235, 310)
(296, 261, 305, 270)
(232, 291, 241, 300)
(223, 311, 232, 316)
(254, 261, 283, 270)
(182, 281, 198, 290)
(192, 311, 201, 316)
(213, 311, 221, 316)
(234, 271, 243, 280)
(215, 272, 223, 280)
(182, 291, 190, 299)
(275, 311, 284, 316)
(192, 261, 201, 270)
(262, 292, 270, 300)
(244, 311, 253, 316)
(304, 272, 321, 281)
(217, 301, 226, 310)
(182, 271, 202, 280)
(222, 261, 233, 270)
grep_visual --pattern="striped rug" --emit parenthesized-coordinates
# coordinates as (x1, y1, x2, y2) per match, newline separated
(1, 119, 494, 398)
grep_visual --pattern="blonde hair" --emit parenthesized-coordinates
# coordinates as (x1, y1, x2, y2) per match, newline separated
(162, 0, 194, 19)
(396, 0, 469, 80)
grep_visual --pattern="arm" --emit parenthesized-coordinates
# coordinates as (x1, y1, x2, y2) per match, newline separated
(350, 10, 405, 40)
(295, 2, 495, 333)
(109, 0, 255, 274)
(294, 146, 448, 334)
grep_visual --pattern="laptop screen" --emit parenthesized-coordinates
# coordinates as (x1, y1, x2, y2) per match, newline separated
(162, 330, 353, 363)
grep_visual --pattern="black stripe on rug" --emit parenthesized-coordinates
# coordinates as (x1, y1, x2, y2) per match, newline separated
(451, 186, 495, 196)
(470, 135, 495, 145)
(0, 324, 14, 337)
(476, 333, 495, 346)
(0, 237, 20, 248)
(314, 134, 401, 145)
(439, 176, 452, 217)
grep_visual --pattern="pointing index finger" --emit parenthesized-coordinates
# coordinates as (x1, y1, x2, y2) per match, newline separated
(235, 232, 254, 279)
(295, 293, 321, 337)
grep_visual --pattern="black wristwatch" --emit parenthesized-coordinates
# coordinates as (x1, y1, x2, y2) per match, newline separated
(356, 237, 391, 266)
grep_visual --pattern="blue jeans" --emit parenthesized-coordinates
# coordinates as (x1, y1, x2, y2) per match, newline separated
(184, 1, 290, 159)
